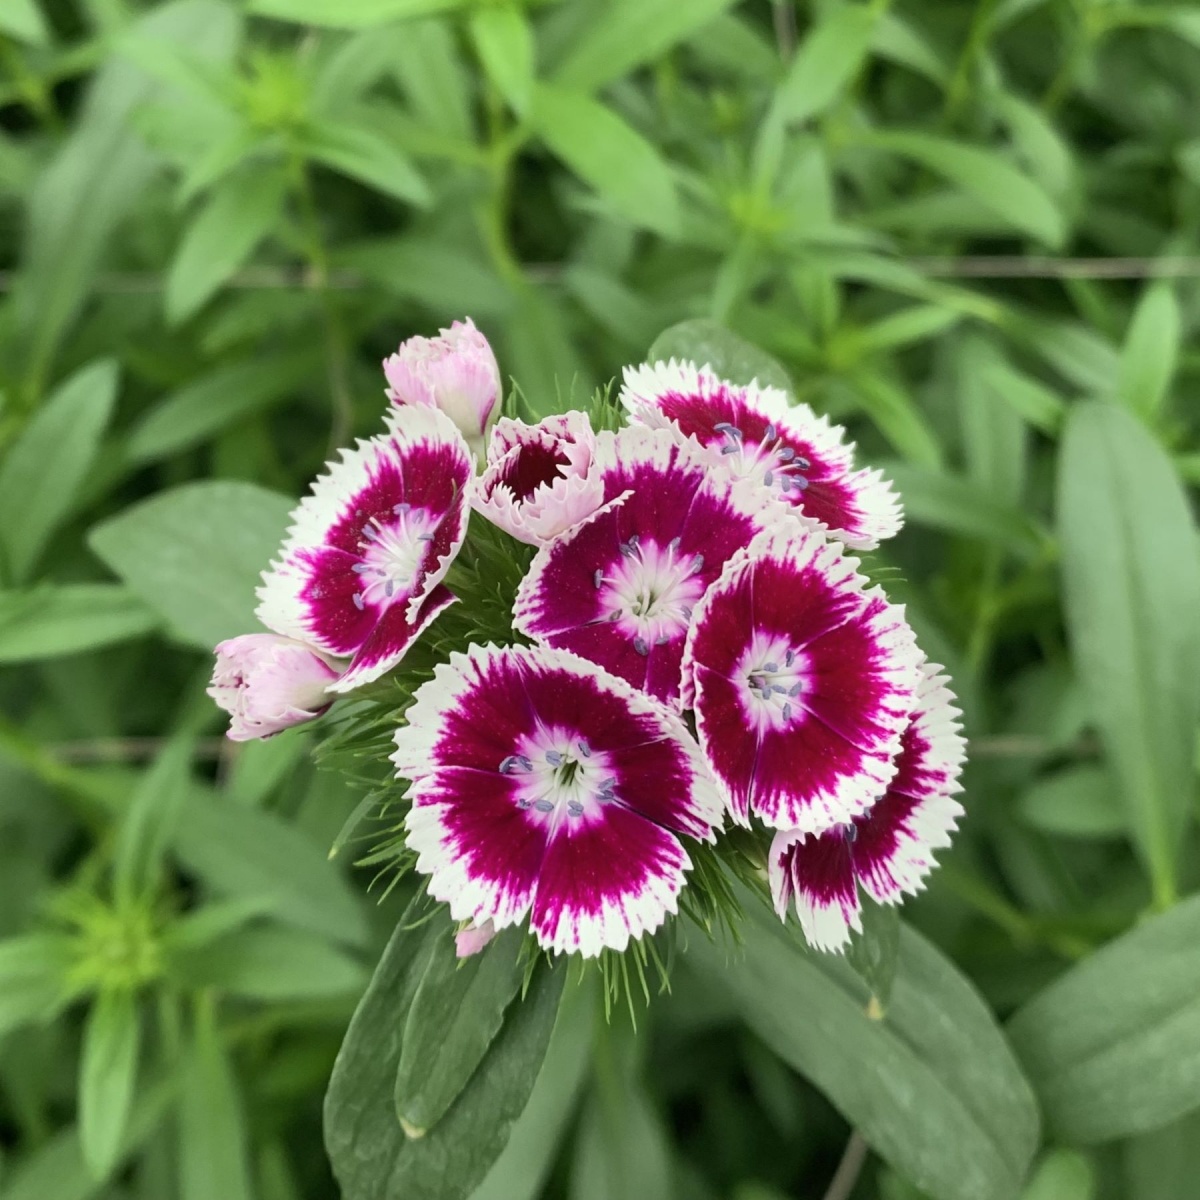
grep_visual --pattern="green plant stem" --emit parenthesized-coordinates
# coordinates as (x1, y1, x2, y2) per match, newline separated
(291, 156, 354, 456)
(822, 1130, 869, 1200)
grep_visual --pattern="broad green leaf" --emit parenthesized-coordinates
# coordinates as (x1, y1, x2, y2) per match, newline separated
(0, 360, 118, 585)
(864, 130, 1065, 247)
(180, 998, 253, 1200)
(885, 463, 1046, 553)
(1057, 402, 1200, 903)
(0, 585, 159, 663)
(395, 925, 527, 1136)
(552, 0, 735, 93)
(298, 117, 431, 206)
(325, 905, 566, 1200)
(169, 924, 366, 1001)
(688, 900, 1040, 1200)
(774, 4, 878, 125)
(531, 84, 680, 237)
(174, 793, 370, 948)
(845, 900, 901, 1010)
(1021, 1150, 1095, 1200)
(166, 167, 288, 325)
(1116, 281, 1180, 420)
(247, 0, 466, 27)
(1016, 764, 1125, 839)
(88, 481, 294, 649)
(79, 990, 140, 1181)
(0, 934, 78, 1037)
(124, 351, 321, 465)
(647, 319, 793, 394)
(1124, 1109, 1200, 1200)
(0, 0, 49, 45)
(469, 980, 596, 1200)
(470, 7, 535, 117)
(1009, 894, 1200, 1142)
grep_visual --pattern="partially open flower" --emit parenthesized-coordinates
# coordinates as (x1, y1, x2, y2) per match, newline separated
(514, 425, 791, 708)
(383, 317, 501, 455)
(455, 919, 497, 958)
(256, 406, 473, 694)
(392, 644, 722, 957)
(474, 412, 602, 545)
(768, 661, 966, 951)
(621, 360, 902, 550)
(208, 634, 341, 741)
(682, 523, 921, 831)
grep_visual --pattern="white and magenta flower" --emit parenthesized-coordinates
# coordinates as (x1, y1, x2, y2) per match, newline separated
(769, 662, 966, 951)
(474, 411, 603, 545)
(514, 425, 790, 709)
(682, 523, 921, 831)
(392, 644, 722, 957)
(256, 406, 473, 694)
(208, 634, 341, 741)
(383, 317, 501, 454)
(620, 360, 902, 550)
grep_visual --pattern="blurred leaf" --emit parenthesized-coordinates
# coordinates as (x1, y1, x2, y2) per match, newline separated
(1116, 281, 1180, 420)
(1009, 894, 1200, 1142)
(125, 352, 321, 465)
(166, 168, 288, 325)
(848, 374, 943, 468)
(1123, 1109, 1200, 1200)
(298, 117, 431, 206)
(0, 934, 78, 1038)
(774, 3, 879, 125)
(180, 998, 253, 1200)
(864, 130, 1065, 247)
(1021, 1149, 1095, 1200)
(688, 900, 1040, 1200)
(1016, 764, 1125, 839)
(0, 585, 159, 663)
(79, 990, 140, 1181)
(1057, 402, 1200, 903)
(88, 481, 294, 649)
(532, 84, 680, 237)
(648, 319, 794, 394)
(0, 360, 118, 585)
(395, 925, 526, 1137)
(977, 355, 1066, 436)
(571, 1071, 672, 1200)
(871, 12, 949, 84)
(1014, 319, 1118, 396)
(170, 924, 365, 1000)
(247, 0, 466, 27)
(470, 7, 535, 117)
(994, 92, 1074, 201)
(959, 340, 1027, 507)
(553, 0, 736, 93)
(325, 904, 565, 1200)
(0, 0, 49, 45)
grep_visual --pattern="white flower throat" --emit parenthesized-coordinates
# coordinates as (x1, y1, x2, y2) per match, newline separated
(352, 503, 436, 610)
(499, 729, 616, 827)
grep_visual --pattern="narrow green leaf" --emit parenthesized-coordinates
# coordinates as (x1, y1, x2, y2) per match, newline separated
(1116, 281, 1180, 419)
(647, 319, 794, 394)
(552, 0, 735, 93)
(470, 7, 535, 117)
(395, 925, 527, 1136)
(1016, 764, 1125, 839)
(1057, 402, 1200, 903)
(865, 130, 1065, 246)
(166, 168, 288, 325)
(871, 12, 949, 84)
(247, 0, 467, 27)
(774, 4, 878, 125)
(1009, 894, 1200, 1142)
(0, 934, 78, 1037)
(325, 905, 566, 1200)
(977, 355, 1066, 436)
(688, 900, 1040, 1200)
(0, 585, 158, 663)
(79, 990, 141, 1182)
(0, 360, 118, 584)
(848, 374, 944, 468)
(1021, 1150, 1095, 1200)
(88, 481, 294, 649)
(531, 84, 680, 237)
(298, 117, 431, 206)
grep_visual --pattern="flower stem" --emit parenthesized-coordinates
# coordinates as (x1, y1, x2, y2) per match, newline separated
(822, 1130, 869, 1200)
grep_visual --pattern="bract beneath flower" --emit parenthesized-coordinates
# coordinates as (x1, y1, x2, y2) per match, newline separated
(392, 643, 722, 957)
(474, 411, 603, 545)
(513, 425, 793, 709)
(620, 359, 902, 550)
(768, 661, 966, 951)
(256, 406, 473, 694)
(683, 523, 921, 831)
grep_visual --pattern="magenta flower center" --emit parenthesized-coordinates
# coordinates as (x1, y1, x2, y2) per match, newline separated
(499, 728, 616, 830)
(595, 536, 706, 656)
(711, 420, 812, 497)
(499, 441, 571, 502)
(736, 635, 809, 732)
(352, 504, 437, 610)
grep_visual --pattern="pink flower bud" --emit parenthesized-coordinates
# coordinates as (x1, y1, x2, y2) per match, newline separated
(208, 634, 341, 742)
(383, 318, 501, 454)
(455, 919, 497, 958)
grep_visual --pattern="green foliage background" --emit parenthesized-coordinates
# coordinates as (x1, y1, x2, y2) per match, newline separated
(2, 0, 1200, 1197)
